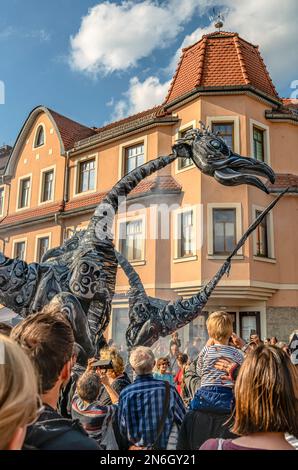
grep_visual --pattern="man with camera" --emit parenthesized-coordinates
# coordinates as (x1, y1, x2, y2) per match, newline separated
(71, 358, 122, 449)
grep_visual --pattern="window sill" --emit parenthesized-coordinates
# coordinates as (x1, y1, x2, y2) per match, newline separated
(73, 189, 97, 198)
(253, 256, 276, 264)
(119, 260, 146, 267)
(38, 199, 55, 206)
(207, 254, 244, 260)
(173, 255, 197, 263)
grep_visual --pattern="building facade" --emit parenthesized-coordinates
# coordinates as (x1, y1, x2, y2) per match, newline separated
(1, 31, 298, 347)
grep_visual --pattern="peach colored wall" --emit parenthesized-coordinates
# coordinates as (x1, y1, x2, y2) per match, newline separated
(9, 113, 65, 212)
(2, 95, 297, 314)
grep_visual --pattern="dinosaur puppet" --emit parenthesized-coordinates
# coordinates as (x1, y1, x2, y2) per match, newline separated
(116, 190, 286, 350)
(0, 125, 277, 361)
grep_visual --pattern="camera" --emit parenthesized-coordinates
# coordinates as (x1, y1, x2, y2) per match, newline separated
(91, 359, 114, 370)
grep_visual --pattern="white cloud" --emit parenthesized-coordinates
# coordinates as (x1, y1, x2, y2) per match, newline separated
(107, 0, 296, 122)
(111, 75, 171, 121)
(69, 0, 209, 76)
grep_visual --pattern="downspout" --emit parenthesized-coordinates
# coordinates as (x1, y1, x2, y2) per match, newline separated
(56, 150, 70, 245)
(0, 180, 11, 254)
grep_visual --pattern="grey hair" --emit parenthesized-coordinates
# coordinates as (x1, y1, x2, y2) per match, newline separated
(130, 346, 155, 375)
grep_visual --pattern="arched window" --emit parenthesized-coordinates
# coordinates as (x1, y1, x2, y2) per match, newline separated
(34, 125, 45, 148)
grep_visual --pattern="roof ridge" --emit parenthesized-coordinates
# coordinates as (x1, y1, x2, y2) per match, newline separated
(195, 37, 208, 88)
(237, 36, 279, 99)
(233, 36, 250, 85)
(96, 105, 164, 132)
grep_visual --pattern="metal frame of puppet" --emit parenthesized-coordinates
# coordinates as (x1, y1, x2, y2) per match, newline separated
(0, 125, 286, 364)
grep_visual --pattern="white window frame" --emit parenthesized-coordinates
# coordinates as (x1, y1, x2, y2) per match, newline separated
(207, 203, 243, 258)
(249, 119, 270, 166)
(118, 136, 147, 179)
(206, 116, 240, 153)
(116, 213, 146, 265)
(38, 165, 56, 205)
(16, 173, 32, 211)
(34, 233, 52, 263)
(12, 237, 27, 260)
(175, 120, 196, 174)
(73, 153, 98, 197)
(173, 206, 198, 262)
(252, 204, 275, 262)
(0, 185, 5, 217)
(32, 123, 46, 150)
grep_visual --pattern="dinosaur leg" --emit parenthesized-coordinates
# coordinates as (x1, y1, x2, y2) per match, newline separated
(49, 292, 95, 366)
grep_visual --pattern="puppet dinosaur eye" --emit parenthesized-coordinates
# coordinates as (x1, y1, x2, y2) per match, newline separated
(210, 139, 221, 149)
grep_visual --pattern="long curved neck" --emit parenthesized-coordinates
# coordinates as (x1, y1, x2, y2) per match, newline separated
(85, 154, 176, 243)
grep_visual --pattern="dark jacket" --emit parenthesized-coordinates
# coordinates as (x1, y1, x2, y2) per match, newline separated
(97, 372, 131, 406)
(24, 404, 100, 450)
(177, 409, 235, 450)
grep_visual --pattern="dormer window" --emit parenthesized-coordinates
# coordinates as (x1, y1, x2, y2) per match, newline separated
(34, 125, 45, 148)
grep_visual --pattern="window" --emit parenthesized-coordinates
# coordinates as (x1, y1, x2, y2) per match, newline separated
(37, 237, 49, 262)
(125, 144, 144, 174)
(119, 219, 143, 262)
(0, 187, 4, 215)
(213, 208, 236, 254)
(14, 241, 25, 260)
(239, 312, 260, 342)
(18, 178, 30, 208)
(41, 170, 54, 202)
(78, 159, 95, 193)
(112, 308, 129, 349)
(212, 122, 234, 150)
(253, 127, 264, 161)
(255, 210, 268, 257)
(177, 210, 195, 257)
(177, 128, 193, 170)
(34, 125, 45, 148)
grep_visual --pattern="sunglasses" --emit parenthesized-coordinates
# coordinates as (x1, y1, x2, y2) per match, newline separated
(27, 395, 45, 427)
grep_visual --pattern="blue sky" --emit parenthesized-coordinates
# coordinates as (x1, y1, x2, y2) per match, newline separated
(0, 0, 296, 147)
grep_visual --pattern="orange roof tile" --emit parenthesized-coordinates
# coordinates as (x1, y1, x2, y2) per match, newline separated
(0, 201, 64, 227)
(165, 31, 279, 105)
(48, 109, 97, 151)
(266, 173, 298, 193)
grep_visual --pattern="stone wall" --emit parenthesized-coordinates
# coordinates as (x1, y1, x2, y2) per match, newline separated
(266, 307, 298, 342)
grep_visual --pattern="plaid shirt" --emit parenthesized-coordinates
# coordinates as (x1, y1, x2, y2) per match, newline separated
(118, 374, 186, 449)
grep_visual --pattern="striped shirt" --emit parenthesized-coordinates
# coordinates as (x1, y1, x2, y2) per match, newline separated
(71, 393, 116, 444)
(118, 374, 186, 449)
(197, 344, 244, 388)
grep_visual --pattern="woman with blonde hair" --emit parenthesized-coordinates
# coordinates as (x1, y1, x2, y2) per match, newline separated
(200, 345, 298, 450)
(0, 334, 40, 450)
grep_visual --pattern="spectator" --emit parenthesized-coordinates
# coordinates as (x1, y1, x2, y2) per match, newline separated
(11, 308, 99, 450)
(0, 322, 12, 336)
(71, 361, 119, 449)
(184, 338, 200, 361)
(153, 357, 174, 384)
(201, 345, 298, 450)
(250, 333, 262, 345)
(264, 338, 271, 346)
(96, 347, 131, 406)
(118, 346, 185, 449)
(270, 336, 278, 345)
(277, 342, 290, 355)
(0, 334, 39, 450)
(174, 353, 188, 398)
(167, 343, 180, 376)
(169, 332, 181, 349)
(190, 312, 243, 413)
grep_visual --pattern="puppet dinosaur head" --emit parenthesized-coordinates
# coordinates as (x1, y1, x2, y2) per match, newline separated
(172, 125, 275, 193)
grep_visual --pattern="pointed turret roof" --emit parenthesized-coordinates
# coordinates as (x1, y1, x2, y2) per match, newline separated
(165, 31, 279, 105)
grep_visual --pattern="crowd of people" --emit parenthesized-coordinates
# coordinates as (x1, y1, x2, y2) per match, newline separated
(0, 308, 297, 451)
